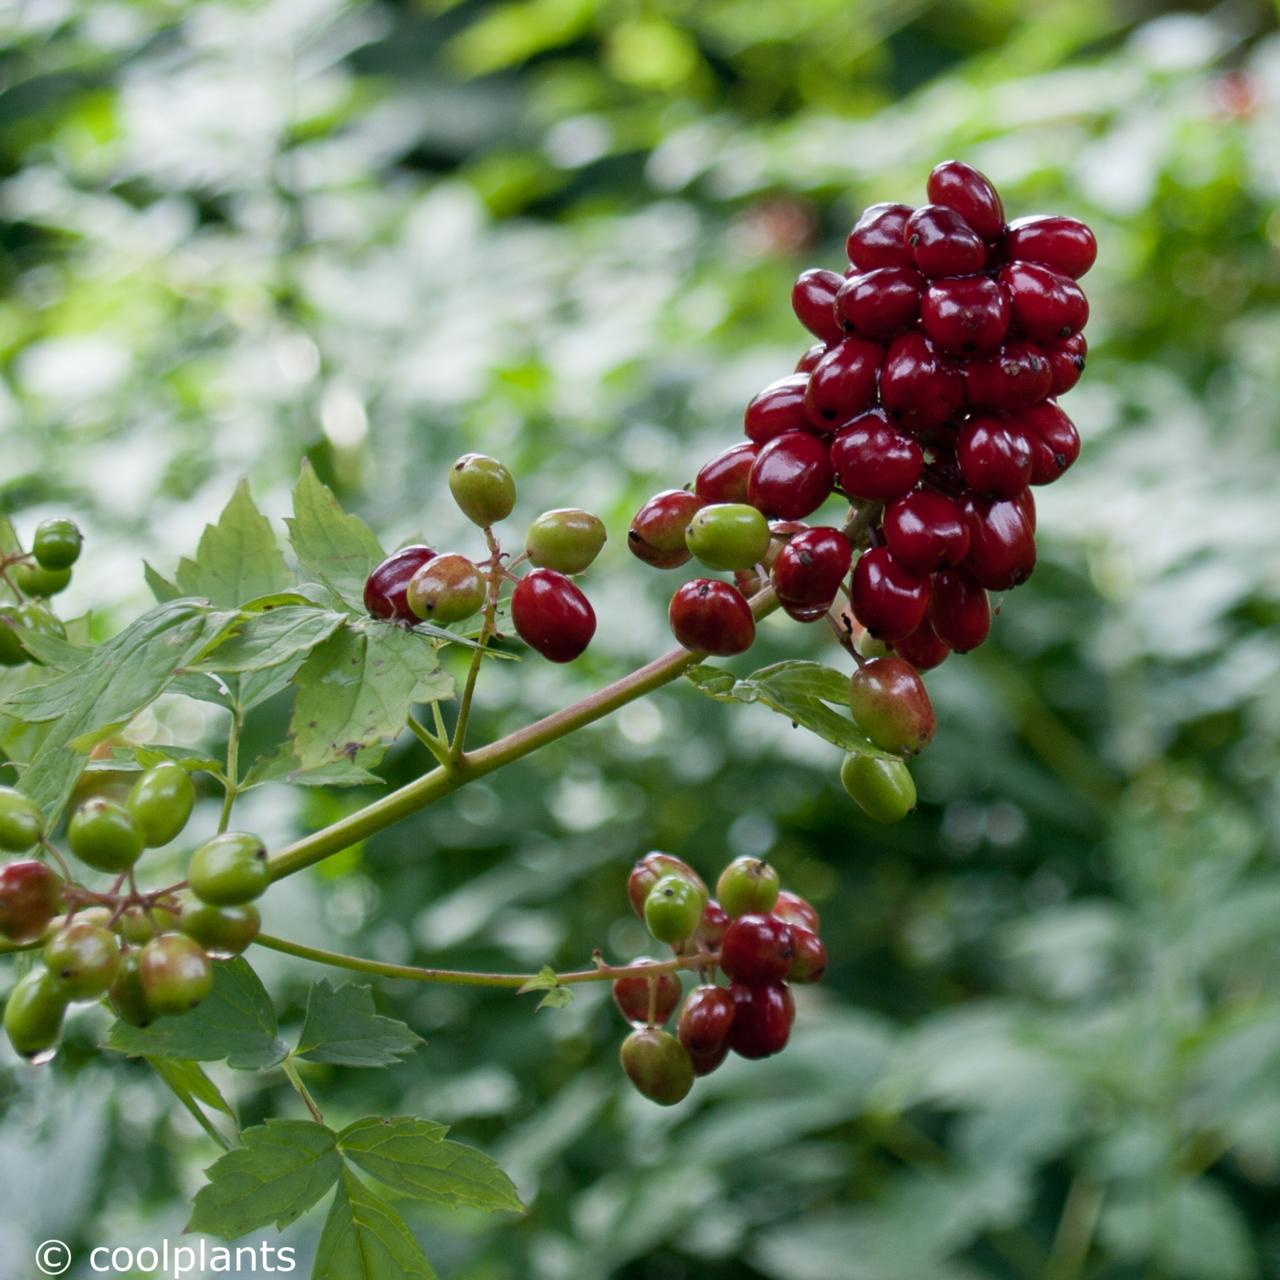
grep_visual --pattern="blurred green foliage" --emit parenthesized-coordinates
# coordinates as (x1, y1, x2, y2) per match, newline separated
(4, 0, 1280, 1276)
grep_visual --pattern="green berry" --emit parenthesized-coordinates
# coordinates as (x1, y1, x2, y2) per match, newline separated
(448, 453, 516, 527)
(715, 856, 781, 919)
(643, 874, 704, 946)
(67, 797, 144, 873)
(848, 656, 936, 755)
(840, 753, 917, 823)
(44, 920, 120, 1000)
(0, 606, 26, 666)
(0, 786, 44, 852)
(108, 950, 152, 1026)
(118, 900, 180, 944)
(13, 561, 71, 597)
(619, 1027, 695, 1106)
(684, 504, 772, 572)
(126, 762, 196, 848)
(406, 553, 486, 624)
(138, 933, 213, 1016)
(32, 518, 83, 571)
(3, 969, 67, 1059)
(187, 832, 270, 905)
(525, 509, 607, 574)
(627, 852, 708, 918)
(178, 897, 260, 958)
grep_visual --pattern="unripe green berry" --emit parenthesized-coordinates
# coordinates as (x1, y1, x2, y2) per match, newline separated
(840, 753, 917, 823)
(32, 518, 83, 571)
(848, 656, 936, 755)
(13, 562, 71, 598)
(525, 509, 607, 574)
(715, 856, 781, 919)
(127, 762, 196, 847)
(187, 832, 270, 905)
(108, 951, 152, 1027)
(118, 900, 180, 944)
(406, 553, 486, 624)
(0, 606, 26, 666)
(0, 786, 44, 852)
(138, 933, 213, 1016)
(67, 798, 144, 873)
(178, 897, 260, 958)
(627, 852, 708, 919)
(448, 453, 516, 527)
(620, 1027, 695, 1106)
(44, 920, 120, 1000)
(684, 504, 772, 572)
(643, 874, 704, 946)
(4, 969, 67, 1059)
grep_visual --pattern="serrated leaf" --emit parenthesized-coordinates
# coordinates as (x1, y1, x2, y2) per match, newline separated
(296, 982, 424, 1068)
(175, 479, 291, 609)
(517, 966, 574, 1011)
(314, 1168, 436, 1280)
(144, 561, 182, 603)
(149, 1056, 237, 1122)
(108, 958, 289, 1070)
(241, 744, 383, 789)
(685, 660, 893, 758)
(192, 606, 346, 675)
(187, 1120, 341, 1239)
(286, 463, 385, 611)
(339, 1116, 523, 1214)
(289, 622, 454, 771)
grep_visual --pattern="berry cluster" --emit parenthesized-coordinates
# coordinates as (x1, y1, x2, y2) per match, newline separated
(0, 517, 83, 666)
(614, 851, 825, 1105)
(0, 768, 267, 1060)
(363, 453, 606, 664)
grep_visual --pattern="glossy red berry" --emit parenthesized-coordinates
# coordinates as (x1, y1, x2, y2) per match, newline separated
(511, 569, 596, 662)
(677, 984, 737, 1056)
(770, 527, 853, 618)
(363, 545, 437, 623)
(748, 431, 835, 520)
(772, 890, 820, 933)
(999, 261, 1088, 341)
(1018, 400, 1080, 483)
(695, 443, 758, 505)
(963, 340, 1052, 410)
(1043, 333, 1087, 396)
(0, 859, 63, 943)
(612, 961, 682, 1027)
(957, 416, 1033, 498)
(803, 338, 881, 429)
(744, 374, 811, 445)
(790, 268, 844, 343)
(929, 568, 991, 652)
(690, 1043, 730, 1076)
(919, 276, 1011, 354)
(620, 1027, 694, 1105)
(629, 490, 704, 569)
(882, 491, 970, 573)
(698, 899, 730, 949)
(719, 913, 794, 985)
(880, 333, 964, 430)
(849, 656, 936, 754)
(627, 852, 708, 918)
(787, 927, 827, 983)
(904, 205, 986, 278)
(851, 546, 931, 641)
(830, 410, 924, 501)
(795, 342, 828, 373)
(892, 620, 950, 671)
(963, 494, 1037, 591)
(926, 160, 1006, 241)
(835, 267, 922, 339)
(846, 202, 914, 272)
(727, 982, 794, 1059)
(1004, 214, 1097, 278)
(669, 579, 756, 656)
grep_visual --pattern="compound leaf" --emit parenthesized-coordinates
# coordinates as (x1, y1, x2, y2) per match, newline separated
(296, 982, 424, 1068)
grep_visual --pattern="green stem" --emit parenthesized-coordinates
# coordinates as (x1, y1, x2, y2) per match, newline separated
(431, 700, 449, 743)
(407, 715, 453, 770)
(1046, 1177, 1103, 1280)
(450, 527, 503, 761)
(282, 1058, 325, 1124)
(218, 708, 243, 834)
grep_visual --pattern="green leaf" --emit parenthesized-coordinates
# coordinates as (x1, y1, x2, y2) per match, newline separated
(296, 982, 424, 1068)
(144, 561, 182, 604)
(0, 517, 21, 604)
(149, 1057, 237, 1122)
(240, 744, 383, 789)
(289, 622, 454, 772)
(286, 463, 385, 611)
(192, 605, 347, 675)
(685, 660, 892, 758)
(314, 1168, 436, 1280)
(339, 1116, 524, 1214)
(108, 958, 289, 1070)
(187, 1120, 342, 1238)
(175, 479, 291, 609)
(517, 965, 574, 1011)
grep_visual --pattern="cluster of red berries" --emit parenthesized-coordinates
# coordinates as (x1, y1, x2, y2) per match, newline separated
(613, 851, 825, 1105)
(363, 453, 606, 664)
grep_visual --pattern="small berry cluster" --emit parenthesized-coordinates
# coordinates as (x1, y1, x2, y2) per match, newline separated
(614, 851, 825, 1105)
(0, 769, 268, 1060)
(0, 517, 83, 666)
(363, 453, 606, 664)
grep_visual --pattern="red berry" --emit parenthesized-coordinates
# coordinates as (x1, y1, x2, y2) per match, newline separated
(919, 276, 1011, 354)
(744, 374, 811, 445)
(882, 491, 970, 573)
(963, 340, 1052, 410)
(835, 267, 922, 339)
(695, 443, 758, 506)
(629, 490, 704, 568)
(619, 1028, 694, 1105)
(0, 859, 63, 943)
(963, 494, 1037, 591)
(690, 1042, 730, 1076)
(999, 261, 1088, 341)
(830, 410, 924, 501)
(698, 899, 731, 949)
(1004, 215, 1097, 279)
(770, 527, 853, 618)
(510, 569, 596, 663)
(363, 545, 437, 623)
(957, 416, 1033, 498)
(851, 546, 931, 641)
(627, 852, 708, 918)
(612, 961, 682, 1027)
(727, 982, 794, 1059)
(848, 656, 936, 754)
(846, 202, 914, 272)
(669, 579, 756, 656)
(1018, 400, 1080, 483)
(790, 268, 844, 343)
(795, 342, 828, 373)
(892, 620, 950, 671)
(1043, 333, 1087, 396)
(880, 333, 964, 430)
(929, 568, 991, 652)
(903, 205, 986, 278)
(748, 431, 835, 520)
(720, 913, 795, 985)
(772, 890, 820, 932)
(803, 338, 881, 429)
(677, 984, 737, 1055)
(926, 160, 1006, 241)
(787, 927, 827, 983)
